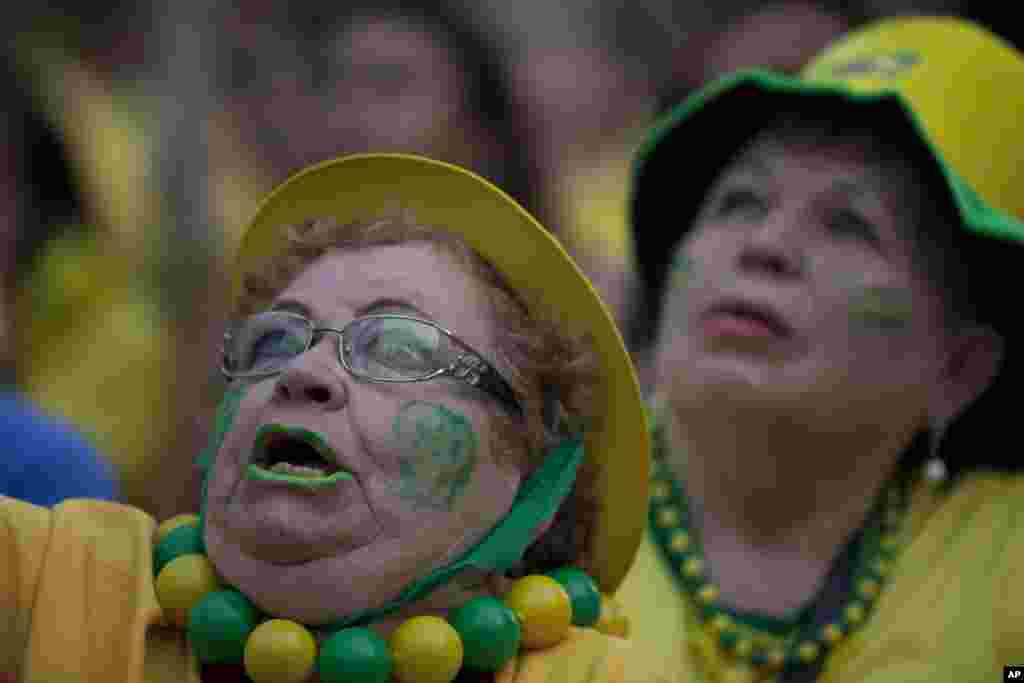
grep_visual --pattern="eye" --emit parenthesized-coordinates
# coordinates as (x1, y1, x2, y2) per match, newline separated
(249, 329, 307, 370)
(712, 188, 767, 218)
(353, 318, 445, 378)
(827, 209, 881, 247)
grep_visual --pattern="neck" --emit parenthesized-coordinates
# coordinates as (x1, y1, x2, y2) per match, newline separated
(660, 391, 907, 563)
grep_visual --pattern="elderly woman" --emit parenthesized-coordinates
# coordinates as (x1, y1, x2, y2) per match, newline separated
(617, 16, 1024, 683)
(0, 155, 658, 683)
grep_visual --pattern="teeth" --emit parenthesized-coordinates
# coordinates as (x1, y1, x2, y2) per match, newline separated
(269, 462, 329, 478)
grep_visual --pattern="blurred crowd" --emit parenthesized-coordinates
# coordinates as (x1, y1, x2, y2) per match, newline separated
(1, 0, 1017, 520)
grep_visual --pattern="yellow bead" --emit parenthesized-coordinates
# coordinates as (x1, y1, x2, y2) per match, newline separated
(154, 554, 221, 628)
(682, 557, 704, 578)
(651, 481, 671, 501)
(752, 633, 781, 650)
(656, 506, 680, 527)
(390, 616, 463, 683)
(881, 535, 899, 551)
(709, 614, 732, 634)
(821, 623, 844, 644)
(243, 619, 317, 683)
(733, 639, 753, 658)
(858, 579, 880, 598)
(844, 603, 866, 624)
(594, 593, 630, 638)
(722, 666, 756, 683)
(797, 641, 820, 662)
(696, 584, 719, 605)
(873, 559, 891, 576)
(156, 513, 200, 544)
(765, 649, 786, 669)
(669, 530, 690, 552)
(503, 575, 572, 649)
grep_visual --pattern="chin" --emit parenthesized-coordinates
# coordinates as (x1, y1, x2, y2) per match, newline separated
(208, 533, 410, 627)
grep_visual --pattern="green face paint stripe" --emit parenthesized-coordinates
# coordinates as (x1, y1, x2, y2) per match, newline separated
(245, 464, 354, 487)
(391, 400, 479, 510)
(848, 286, 914, 330)
(196, 384, 247, 471)
(198, 383, 249, 541)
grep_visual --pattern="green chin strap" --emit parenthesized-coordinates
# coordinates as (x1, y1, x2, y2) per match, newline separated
(196, 387, 585, 629)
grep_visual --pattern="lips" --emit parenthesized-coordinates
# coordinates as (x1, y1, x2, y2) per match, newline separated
(247, 424, 354, 487)
(702, 298, 794, 338)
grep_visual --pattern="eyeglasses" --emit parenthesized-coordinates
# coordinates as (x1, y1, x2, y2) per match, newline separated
(221, 311, 523, 417)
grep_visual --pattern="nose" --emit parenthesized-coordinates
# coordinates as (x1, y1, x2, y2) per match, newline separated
(272, 338, 349, 411)
(736, 211, 806, 280)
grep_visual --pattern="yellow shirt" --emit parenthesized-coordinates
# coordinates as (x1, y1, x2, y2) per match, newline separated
(0, 497, 675, 683)
(615, 471, 1024, 682)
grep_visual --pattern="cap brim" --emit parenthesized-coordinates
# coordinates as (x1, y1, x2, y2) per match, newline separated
(631, 69, 1024, 307)
(233, 153, 650, 592)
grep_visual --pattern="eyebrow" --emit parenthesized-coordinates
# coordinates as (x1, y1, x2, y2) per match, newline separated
(722, 152, 773, 182)
(268, 297, 434, 323)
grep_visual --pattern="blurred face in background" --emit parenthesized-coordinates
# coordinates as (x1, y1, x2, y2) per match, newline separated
(314, 16, 495, 171)
(703, 2, 849, 80)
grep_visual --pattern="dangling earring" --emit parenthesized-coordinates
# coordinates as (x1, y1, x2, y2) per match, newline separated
(925, 418, 948, 484)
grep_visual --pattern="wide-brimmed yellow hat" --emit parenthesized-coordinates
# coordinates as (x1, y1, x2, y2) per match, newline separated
(631, 16, 1024, 470)
(229, 153, 649, 593)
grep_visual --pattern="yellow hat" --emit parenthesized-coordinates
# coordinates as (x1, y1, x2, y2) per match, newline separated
(632, 16, 1024, 319)
(230, 153, 649, 593)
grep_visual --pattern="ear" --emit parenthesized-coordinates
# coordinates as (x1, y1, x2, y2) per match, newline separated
(929, 325, 1005, 426)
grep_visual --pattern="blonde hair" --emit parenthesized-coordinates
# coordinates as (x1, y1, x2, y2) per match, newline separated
(236, 210, 600, 571)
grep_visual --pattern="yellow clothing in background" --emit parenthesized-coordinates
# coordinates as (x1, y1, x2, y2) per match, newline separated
(1, 496, 677, 683)
(616, 471, 1024, 682)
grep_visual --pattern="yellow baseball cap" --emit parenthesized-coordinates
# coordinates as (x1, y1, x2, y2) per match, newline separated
(230, 153, 649, 593)
(630, 16, 1024, 469)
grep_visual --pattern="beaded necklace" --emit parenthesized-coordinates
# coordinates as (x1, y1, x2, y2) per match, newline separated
(648, 427, 912, 679)
(152, 514, 626, 683)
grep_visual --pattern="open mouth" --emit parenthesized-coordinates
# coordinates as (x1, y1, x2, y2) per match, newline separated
(246, 424, 353, 488)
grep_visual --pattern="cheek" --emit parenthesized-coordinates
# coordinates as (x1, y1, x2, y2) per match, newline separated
(843, 285, 916, 335)
(203, 384, 257, 512)
(378, 399, 481, 513)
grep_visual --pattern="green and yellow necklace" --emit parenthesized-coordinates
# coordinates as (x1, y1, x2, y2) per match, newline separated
(152, 514, 625, 683)
(151, 439, 628, 683)
(648, 427, 912, 678)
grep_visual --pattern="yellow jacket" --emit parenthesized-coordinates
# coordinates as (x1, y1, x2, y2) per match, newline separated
(0, 497, 674, 683)
(615, 471, 1024, 682)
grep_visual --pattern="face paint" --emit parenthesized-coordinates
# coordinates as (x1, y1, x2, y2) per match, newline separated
(199, 383, 248, 523)
(847, 285, 914, 332)
(390, 400, 478, 510)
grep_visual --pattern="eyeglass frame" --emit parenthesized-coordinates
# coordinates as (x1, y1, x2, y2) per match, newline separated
(220, 311, 524, 417)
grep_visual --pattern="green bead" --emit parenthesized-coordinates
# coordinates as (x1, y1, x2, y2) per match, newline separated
(546, 568, 602, 627)
(318, 628, 393, 683)
(718, 629, 739, 650)
(188, 589, 260, 664)
(153, 523, 204, 576)
(449, 596, 520, 672)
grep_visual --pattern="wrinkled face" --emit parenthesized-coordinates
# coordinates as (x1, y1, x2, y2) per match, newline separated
(655, 138, 955, 432)
(320, 18, 476, 161)
(204, 243, 526, 624)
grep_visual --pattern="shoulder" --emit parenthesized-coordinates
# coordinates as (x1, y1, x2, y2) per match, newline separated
(0, 392, 118, 505)
(0, 496, 162, 681)
(937, 469, 1024, 536)
(505, 627, 678, 683)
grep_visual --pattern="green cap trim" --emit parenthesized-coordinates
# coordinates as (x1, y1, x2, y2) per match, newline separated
(633, 69, 1024, 248)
